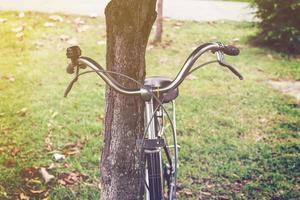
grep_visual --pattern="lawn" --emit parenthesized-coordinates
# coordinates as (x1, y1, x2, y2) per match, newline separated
(0, 11, 299, 199)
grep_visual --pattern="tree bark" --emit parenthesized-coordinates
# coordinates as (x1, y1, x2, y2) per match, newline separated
(100, 0, 157, 200)
(153, 0, 163, 44)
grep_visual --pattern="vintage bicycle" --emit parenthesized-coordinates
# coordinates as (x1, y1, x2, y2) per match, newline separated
(64, 42, 243, 200)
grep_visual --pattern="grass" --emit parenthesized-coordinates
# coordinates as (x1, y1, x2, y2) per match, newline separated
(0, 11, 299, 199)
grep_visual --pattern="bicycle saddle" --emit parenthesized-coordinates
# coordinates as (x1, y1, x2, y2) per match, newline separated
(144, 76, 179, 103)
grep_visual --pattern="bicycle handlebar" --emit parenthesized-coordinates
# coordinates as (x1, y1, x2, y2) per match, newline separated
(65, 42, 243, 97)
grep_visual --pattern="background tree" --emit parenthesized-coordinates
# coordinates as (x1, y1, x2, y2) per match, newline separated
(153, 0, 163, 43)
(252, 0, 300, 55)
(100, 0, 157, 199)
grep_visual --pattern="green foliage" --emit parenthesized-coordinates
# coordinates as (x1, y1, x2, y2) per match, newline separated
(252, 0, 300, 54)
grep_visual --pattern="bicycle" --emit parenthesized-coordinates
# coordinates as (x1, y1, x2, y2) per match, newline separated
(64, 42, 243, 200)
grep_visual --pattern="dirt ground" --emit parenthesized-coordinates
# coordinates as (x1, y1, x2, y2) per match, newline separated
(269, 80, 300, 101)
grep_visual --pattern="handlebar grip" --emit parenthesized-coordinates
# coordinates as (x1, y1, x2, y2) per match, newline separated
(222, 45, 240, 56)
(66, 46, 81, 66)
(66, 46, 81, 59)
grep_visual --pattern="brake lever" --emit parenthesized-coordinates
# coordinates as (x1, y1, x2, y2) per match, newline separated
(220, 61, 244, 80)
(64, 65, 80, 97)
(64, 77, 78, 97)
(216, 51, 244, 80)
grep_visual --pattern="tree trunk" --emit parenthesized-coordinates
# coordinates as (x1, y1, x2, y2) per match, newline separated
(100, 0, 157, 200)
(153, 0, 163, 44)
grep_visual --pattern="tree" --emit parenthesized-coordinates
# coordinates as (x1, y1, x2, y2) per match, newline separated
(100, 0, 157, 199)
(153, 0, 163, 44)
(252, 0, 300, 54)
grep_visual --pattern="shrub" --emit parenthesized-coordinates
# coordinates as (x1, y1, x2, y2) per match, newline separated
(252, 0, 300, 55)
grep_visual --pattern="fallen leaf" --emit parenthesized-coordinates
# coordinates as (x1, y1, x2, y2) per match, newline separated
(11, 147, 21, 157)
(42, 196, 51, 200)
(200, 191, 212, 196)
(53, 153, 65, 161)
(182, 188, 193, 196)
(258, 117, 268, 124)
(3, 159, 16, 168)
(58, 179, 66, 185)
(47, 163, 56, 170)
(58, 171, 88, 186)
(63, 163, 71, 168)
(45, 131, 53, 152)
(51, 111, 59, 119)
(60, 34, 69, 42)
(62, 140, 84, 155)
(0, 185, 8, 198)
(29, 189, 46, 194)
(76, 25, 90, 33)
(6, 74, 15, 82)
(25, 179, 48, 196)
(47, 121, 54, 128)
(176, 182, 184, 191)
(44, 22, 55, 27)
(267, 54, 274, 60)
(16, 32, 24, 39)
(232, 38, 240, 42)
(21, 167, 39, 179)
(0, 127, 10, 135)
(67, 37, 79, 45)
(74, 17, 85, 25)
(0, 148, 5, 155)
(96, 114, 104, 122)
(219, 195, 230, 200)
(83, 179, 101, 189)
(19, 192, 29, 200)
(49, 15, 64, 22)
(40, 167, 55, 183)
(17, 107, 28, 117)
(12, 26, 24, 33)
(255, 135, 264, 142)
(26, 179, 42, 187)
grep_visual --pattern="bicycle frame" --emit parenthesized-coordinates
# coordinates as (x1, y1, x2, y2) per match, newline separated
(144, 97, 177, 200)
(145, 98, 163, 200)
